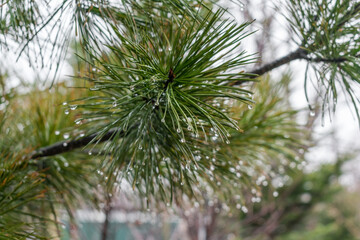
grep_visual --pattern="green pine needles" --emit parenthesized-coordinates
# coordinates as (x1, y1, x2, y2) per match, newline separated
(288, 0, 360, 122)
(75, 6, 255, 202)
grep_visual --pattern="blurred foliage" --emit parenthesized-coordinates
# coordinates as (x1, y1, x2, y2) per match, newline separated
(206, 154, 360, 240)
(0, 80, 100, 238)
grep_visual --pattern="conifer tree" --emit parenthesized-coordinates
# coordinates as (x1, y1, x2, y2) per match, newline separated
(0, 0, 359, 238)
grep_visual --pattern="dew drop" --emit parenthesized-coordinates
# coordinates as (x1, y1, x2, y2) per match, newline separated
(180, 138, 185, 143)
(273, 191, 279, 197)
(241, 206, 248, 213)
(80, 133, 85, 137)
(62, 102, 67, 106)
(226, 140, 230, 144)
(139, 145, 143, 150)
(63, 142, 68, 147)
(161, 119, 165, 123)
(236, 203, 241, 209)
(70, 105, 77, 110)
(310, 111, 315, 116)
(177, 128, 181, 133)
(75, 119, 81, 125)
(63, 133, 70, 139)
(64, 110, 70, 115)
(55, 130, 60, 135)
(248, 105, 253, 110)
(88, 152, 92, 156)
(113, 102, 117, 107)
(64, 162, 69, 167)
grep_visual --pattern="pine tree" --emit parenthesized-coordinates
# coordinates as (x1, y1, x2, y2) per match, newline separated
(0, 0, 359, 238)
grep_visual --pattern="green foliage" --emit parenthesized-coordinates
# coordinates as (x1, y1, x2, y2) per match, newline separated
(0, 0, 360, 239)
(73, 4, 257, 203)
(0, 84, 99, 238)
(287, 0, 360, 122)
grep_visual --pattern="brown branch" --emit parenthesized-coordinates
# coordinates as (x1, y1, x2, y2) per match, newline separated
(302, 54, 360, 63)
(231, 47, 308, 86)
(29, 128, 126, 159)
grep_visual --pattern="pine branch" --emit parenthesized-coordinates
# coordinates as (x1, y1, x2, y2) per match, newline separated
(29, 47, 359, 159)
(251, 48, 308, 76)
(302, 54, 360, 63)
(29, 128, 126, 159)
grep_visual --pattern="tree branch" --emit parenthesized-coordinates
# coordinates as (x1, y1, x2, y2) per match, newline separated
(29, 128, 125, 159)
(29, 47, 359, 159)
(302, 54, 360, 63)
(232, 47, 308, 86)
(251, 48, 308, 76)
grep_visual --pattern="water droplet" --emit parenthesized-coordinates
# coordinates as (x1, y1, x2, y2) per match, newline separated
(181, 138, 185, 143)
(64, 162, 69, 167)
(273, 191, 279, 197)
(88, 152, 92, 155)
(226, 140, 230, 144)
(80, 133, 85, 137)
(75, 119, 81, 125)
(139, 145, 143, 150)
(310, 111, 315, 116)
(55, 130, 60, 135)
(177, 128, 181, 133)
(113, 102, 117, 107)
(70, 105, 77, 110)
(161, 119, 165, 123)
(63, 142, 68, 147)
(248, 105, 253, 110)
(63, 133, 70, 139)
(63, 102, 67, 106)
(64, 110, 70, 115)
(241, 206, 248, 213)
(187, 126, 192, 131)
(236, 203, 241, 209)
